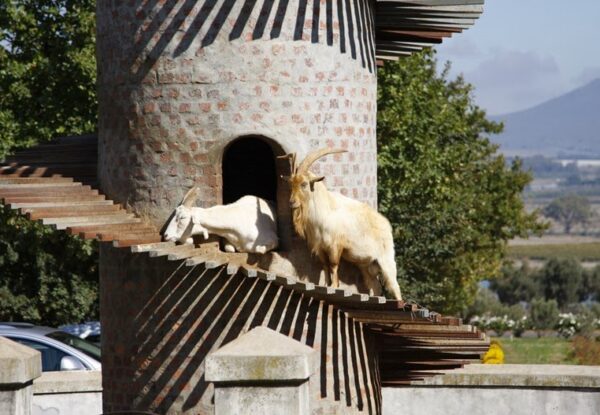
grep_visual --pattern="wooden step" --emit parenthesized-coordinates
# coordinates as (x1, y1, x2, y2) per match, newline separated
(2, 195, 106, 204)
(66, 223, 154, 237)
(27, 208, 124, 221)
(0, 185, 97, 195)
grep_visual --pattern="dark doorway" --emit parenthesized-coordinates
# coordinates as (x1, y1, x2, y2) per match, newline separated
(222, 136, 277, 204)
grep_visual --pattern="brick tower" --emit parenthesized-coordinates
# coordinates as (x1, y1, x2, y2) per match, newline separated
(96, 0, 378, 232)
(93, 1, 485, 414)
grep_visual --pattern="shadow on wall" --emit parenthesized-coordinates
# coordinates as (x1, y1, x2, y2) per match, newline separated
(127, 0, 376, 80)
(102, 250, 381, 414)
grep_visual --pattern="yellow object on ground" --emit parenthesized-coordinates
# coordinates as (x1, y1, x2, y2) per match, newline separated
(483, 340, 505, 364)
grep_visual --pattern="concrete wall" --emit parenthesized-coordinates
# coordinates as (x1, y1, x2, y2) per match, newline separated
(32, 371, 102, 415)
(96, 0, 378, 228)
(383, 364, 600, 415)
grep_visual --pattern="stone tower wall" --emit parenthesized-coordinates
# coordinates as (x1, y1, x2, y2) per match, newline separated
(96, 0, 378, 227)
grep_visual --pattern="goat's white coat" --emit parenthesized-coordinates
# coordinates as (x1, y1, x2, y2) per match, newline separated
(293, 177, 402, 300)
(163, 196, 278, 254)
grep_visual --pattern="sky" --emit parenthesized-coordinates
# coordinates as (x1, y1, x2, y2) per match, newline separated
(435, 0, 600, 116)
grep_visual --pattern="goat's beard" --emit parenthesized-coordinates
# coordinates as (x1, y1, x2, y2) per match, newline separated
(291, 203, 307, 240)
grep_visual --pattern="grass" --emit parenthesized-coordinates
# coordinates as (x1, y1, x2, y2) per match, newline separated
(494, 337, 576, 365)
(507, 242, 600, 261)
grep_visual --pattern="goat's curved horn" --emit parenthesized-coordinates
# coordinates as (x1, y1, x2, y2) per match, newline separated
(277, 153, 298, 174)
(181, 186, 200, 208)
(297, 147, 347, 175)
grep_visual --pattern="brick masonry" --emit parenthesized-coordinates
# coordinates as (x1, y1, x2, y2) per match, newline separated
(100, 244, 381, 414)
(96, 0, 378, 227)
(97, 1, 381, 413)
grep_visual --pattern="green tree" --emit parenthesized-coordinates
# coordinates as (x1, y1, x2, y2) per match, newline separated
(581, 265, 600, 302)
(538, 258, 583, 308)
(377, 50, 545, 314)
(0, 208, 98, 326)
(491, 260, 541, 305)
(529, 298, 559, 332)
(0, 1, 98, 326)
(543, 194, 594, 234)
(0, 0, 97, 158)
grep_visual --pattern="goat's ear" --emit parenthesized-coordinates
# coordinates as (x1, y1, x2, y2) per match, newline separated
(309, 176, 325, 191)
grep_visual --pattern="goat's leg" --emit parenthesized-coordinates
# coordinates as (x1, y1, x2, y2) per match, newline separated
(359, 264, 381, 296)
(327, 249, 342, 288)
(379, 255, 402, 300)
(329, 263, 340, 288)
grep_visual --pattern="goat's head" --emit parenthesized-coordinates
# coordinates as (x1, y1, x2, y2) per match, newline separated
(280, 148, 347, 209)
(163, 187, 206, 243)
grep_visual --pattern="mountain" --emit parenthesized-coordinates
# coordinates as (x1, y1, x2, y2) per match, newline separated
(490, 79, 600, 158)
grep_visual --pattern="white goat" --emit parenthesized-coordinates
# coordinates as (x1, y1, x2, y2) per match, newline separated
(163, 187, 279, 254)
(281, 148, 402, 300)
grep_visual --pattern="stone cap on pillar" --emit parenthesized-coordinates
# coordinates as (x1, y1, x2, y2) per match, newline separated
(0, 336, 42, 384)
(205, 326, 319, 383)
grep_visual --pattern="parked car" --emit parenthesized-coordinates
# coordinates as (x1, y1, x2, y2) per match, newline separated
(60, 321, 101, 346)
(0, 322, 101, 371)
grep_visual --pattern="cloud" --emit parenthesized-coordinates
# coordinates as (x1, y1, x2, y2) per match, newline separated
(463, 50, 565, 115)
(437, 38, 482, 60)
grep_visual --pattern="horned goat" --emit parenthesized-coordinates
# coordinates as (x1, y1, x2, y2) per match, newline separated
(163, 187, 279, 254)
(281, 148, 402, 300)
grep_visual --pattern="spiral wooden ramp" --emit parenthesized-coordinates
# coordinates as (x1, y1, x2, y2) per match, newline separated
(0, 135, 489, 385)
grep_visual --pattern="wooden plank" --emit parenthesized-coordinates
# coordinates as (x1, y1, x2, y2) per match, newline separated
(25, 205, 122, 220)
(8, 200, 114, 209)
(0, 186, 97, 195)
(113, 236, 163, 248)
(49, 216, 141, 230)
(130, 241, 175, 253)
(2, 195, 105, 204)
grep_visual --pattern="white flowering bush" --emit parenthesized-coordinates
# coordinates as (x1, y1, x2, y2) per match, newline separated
(556, 313, 581, 338)
(513, 316, 530, 337)
(470, 310, 599, 337)
(469, 315, 516, 333)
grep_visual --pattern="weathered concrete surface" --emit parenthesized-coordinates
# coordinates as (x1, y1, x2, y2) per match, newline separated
(383, 364, 600, 415)
(32, 371, 102, 415)
(206, 326, 319, 382)
(214, 385, 310, 415)
(413, 364, 600, 388)
(0, 336, 42, 384)
(207, 327, 319, 415)
(0, 336, 42, 415)
(33, 370, 102, 394)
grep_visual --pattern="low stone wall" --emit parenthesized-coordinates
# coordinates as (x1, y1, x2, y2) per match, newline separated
(32, 371, 102, 415)
(383, 364, 600, 415)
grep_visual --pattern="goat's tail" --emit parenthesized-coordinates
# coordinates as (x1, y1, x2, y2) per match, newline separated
(379, 250, 402, 301)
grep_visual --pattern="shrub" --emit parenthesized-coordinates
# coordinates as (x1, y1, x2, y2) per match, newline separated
(571, 336, 600, 365)
(529, 298, 560, 331)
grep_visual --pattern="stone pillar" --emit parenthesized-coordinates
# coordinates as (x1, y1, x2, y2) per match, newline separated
(0, 337, 42, 415)
(205, 326, 319, 415)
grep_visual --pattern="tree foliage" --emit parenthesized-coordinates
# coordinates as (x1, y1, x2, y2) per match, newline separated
(538, 258, 583, 308)
(0, 0, 96, 158)
(492, 261, 541, 305)
(377, 50, 546, 314)
(0, 1, 97, 326)
(543, 194, 594, 234)
(529, 298, 559, 331)
(0, 207, 98, 325)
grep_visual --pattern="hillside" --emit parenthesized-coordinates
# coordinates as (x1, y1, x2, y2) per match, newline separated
(491, 79, 600, 157)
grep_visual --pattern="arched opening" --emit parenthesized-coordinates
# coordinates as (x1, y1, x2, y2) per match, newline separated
(222, 136, 278, 204)
(222, 136, 291, 250)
